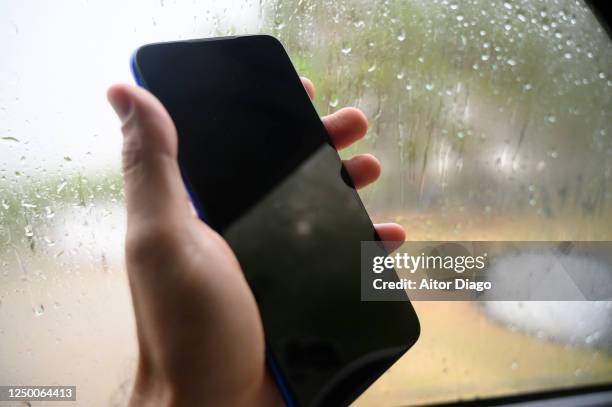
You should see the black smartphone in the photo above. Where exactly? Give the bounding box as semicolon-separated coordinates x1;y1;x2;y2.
131;35;419;407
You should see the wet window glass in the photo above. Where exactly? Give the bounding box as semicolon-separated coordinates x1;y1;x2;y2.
1;0;611;405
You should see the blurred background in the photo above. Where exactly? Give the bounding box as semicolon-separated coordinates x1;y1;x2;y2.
1;0;611;405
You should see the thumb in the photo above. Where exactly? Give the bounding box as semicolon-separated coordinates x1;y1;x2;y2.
107;84;190;227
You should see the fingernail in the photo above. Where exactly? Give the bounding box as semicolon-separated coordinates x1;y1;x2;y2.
108;89;133;123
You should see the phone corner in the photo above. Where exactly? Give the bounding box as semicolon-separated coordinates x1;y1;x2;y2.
412;313;422;345
251;33;287;51
403;299;422;351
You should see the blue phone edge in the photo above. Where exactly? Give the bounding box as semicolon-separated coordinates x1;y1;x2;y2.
130;49;296;407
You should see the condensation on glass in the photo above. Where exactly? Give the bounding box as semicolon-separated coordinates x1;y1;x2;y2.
1;0;611;406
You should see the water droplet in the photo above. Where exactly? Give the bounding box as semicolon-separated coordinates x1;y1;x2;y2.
529;198;536;206
504;24;512;31
564;52;572;60
24;225;33;237
425;83;434;91
574;368;583;377
517;14;526;22
523;83;532;91
397;30;406;42
45;206;55;219
599;72;606;79
456;15;464;22
546;114;557;123
341;44;352;55
56;181;67;193
503;2;513;10
396;71;405;80
1;136;20;143
507;58;516;66
33;304;45;316
328;98;338;108
481;54;490;61
367;64;377;73
457;131;465;139
511;360;519;369
275;22;285;30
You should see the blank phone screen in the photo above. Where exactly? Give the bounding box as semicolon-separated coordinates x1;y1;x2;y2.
133;35;419;406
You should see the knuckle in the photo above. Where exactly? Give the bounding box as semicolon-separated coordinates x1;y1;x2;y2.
120;114;177;175
121;119;145;174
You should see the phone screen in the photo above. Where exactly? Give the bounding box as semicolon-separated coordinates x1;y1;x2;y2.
133;35;419;406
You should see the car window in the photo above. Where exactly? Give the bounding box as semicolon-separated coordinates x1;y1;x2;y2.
1;0;610;405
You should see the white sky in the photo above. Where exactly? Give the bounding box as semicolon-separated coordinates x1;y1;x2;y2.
0;0;264;179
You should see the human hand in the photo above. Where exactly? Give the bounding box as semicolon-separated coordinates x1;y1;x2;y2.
106;78;405;406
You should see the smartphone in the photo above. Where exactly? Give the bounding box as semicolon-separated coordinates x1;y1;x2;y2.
131;35;420;406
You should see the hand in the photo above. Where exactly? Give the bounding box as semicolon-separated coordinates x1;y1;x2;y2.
107;78;405;406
